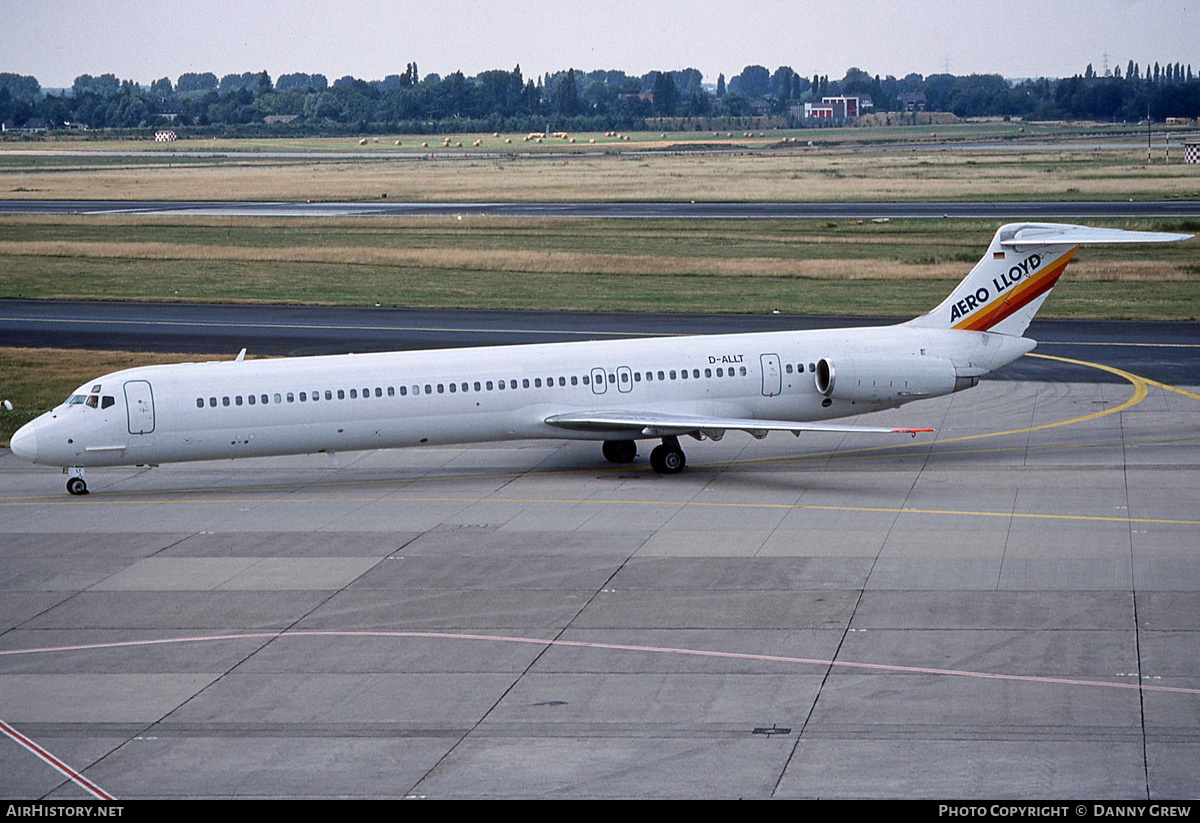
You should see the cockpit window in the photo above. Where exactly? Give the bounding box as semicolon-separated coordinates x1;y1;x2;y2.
91;384;102;393
101;396;115;409
85;395;98;408
67;395;86;405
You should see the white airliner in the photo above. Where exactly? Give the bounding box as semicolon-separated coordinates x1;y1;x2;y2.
9;222;1190;495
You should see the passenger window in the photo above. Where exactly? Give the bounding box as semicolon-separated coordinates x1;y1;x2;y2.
210;397;218;407
286;393;294;403
785;364;793;374
498;380;505;390
474;382;482;392
236;396;244;406
274;393;282;404
582;375;589;385
387;386;394;397
634;372;641;382
670;371;677;380
248;395;256;405
261;395;269;404
375;387;382;397
522;379;529;388
534;378;542;388
658;371;665;381
461;383;468;393
645;372;653;382
196;398;204;408
510;380;517;389
449;383;457;393
571;376;578;386
740;367;747;376
350;389;357;399
222;396;230;406
400;386;408;396
809;363;815;372
437;384;445;394
620;372;628;384
425;384;432;394
486;381;493;391
299;392;306;402
325;390;332;400
717;368;724;377
703;369;711;378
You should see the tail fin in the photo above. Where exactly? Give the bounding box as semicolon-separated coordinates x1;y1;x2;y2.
906;223;1192;337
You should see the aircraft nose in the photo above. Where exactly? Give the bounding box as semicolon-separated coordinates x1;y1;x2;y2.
9;422;37;461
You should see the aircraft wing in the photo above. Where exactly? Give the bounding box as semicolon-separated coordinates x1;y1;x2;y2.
543;410;932;440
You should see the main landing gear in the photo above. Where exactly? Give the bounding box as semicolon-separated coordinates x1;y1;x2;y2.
65;467;88;496
601;437;686;474
649;436;686;474
601;439;637;464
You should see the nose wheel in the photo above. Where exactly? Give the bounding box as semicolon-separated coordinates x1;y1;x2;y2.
649;436;686;474
66;467;88;496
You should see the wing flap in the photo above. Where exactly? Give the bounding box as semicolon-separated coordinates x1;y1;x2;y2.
544;410;931;438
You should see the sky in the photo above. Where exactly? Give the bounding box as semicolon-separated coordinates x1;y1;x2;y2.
6;0;1199;89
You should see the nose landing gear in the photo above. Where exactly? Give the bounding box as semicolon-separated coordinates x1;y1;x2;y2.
65;467;88;496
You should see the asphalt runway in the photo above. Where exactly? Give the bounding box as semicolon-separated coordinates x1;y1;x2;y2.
3;299;1199;386
2;359;1199;798
4;199;1200;219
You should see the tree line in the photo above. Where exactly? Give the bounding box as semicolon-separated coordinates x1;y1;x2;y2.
1;60;1198;135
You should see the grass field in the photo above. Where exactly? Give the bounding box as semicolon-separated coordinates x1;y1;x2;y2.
1;216;1197;317
3;122;1199;203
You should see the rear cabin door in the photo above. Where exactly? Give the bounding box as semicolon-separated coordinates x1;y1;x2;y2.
760;354;782;397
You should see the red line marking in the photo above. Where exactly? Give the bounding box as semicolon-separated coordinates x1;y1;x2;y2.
2;630;1196;696
0;718;116;800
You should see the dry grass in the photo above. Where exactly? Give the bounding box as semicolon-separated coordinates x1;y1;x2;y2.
3;146;1198;202
0;238;978;280
2;230;1192;283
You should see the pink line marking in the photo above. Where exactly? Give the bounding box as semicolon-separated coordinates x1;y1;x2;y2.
2;630;1196;695
0;718;116;800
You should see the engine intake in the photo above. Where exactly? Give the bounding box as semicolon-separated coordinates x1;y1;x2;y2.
815;355;967;403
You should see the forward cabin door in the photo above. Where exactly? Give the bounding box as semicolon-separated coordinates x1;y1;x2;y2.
124;380;156;435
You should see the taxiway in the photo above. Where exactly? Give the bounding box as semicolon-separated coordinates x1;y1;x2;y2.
2;359;1198;798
